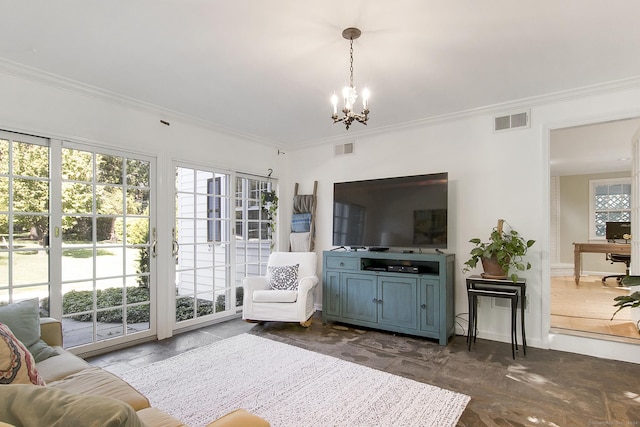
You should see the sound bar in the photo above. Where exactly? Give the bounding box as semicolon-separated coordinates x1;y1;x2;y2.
387;265;420;274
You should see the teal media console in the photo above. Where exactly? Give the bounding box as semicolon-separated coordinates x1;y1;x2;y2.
322;250;455;345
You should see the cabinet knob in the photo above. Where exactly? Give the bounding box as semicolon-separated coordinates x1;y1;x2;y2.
340;262;344;267
421;304;426;309
372;298;377;303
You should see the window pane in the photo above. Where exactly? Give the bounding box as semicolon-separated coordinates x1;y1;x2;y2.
195;171;214;192
176;296;195;322
62;216;93;244
62;182;93;214
96;154;123;184
62;285;94;315
176;168;194;192
126;247;149;276
13;178;49;212
97;185;123;215
0;288;8;305
0;178;8;211
127;189;150;215
96;247;122;278
97;286;123;309
126;159;150;187
593;180;632;238
62;148;93;181
62;249;95;281
97;308;123;340
13;142;48;178
63;317;94;347
0;139;8;174
126;218;149;245
13;249;48;286
128;304;150;331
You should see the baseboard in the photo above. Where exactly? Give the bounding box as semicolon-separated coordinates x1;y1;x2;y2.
551;263;573;277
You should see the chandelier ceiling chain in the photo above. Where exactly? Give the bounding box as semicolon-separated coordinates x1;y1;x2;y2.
349;38;354;88
331;27;370;130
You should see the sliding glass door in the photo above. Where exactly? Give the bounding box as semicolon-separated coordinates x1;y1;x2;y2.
234;175;273;289
59;144;155;348
173;168;274;329
0;130;156;352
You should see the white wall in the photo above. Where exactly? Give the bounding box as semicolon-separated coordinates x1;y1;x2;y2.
0;69;283;340
3;65;640;363
286;83;640;363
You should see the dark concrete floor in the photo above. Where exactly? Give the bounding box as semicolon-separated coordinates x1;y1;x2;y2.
87;312;640;426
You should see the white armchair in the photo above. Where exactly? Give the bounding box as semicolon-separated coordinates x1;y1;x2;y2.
242;252;319;327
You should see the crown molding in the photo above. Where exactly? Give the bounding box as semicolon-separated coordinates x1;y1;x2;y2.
292;75;640;150
2;57;639;152
0;58;282;149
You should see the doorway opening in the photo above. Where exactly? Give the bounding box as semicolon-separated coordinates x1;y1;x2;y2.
550;117;640;342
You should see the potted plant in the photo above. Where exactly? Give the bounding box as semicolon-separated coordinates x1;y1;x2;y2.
463;219;535;282
611;275;640;333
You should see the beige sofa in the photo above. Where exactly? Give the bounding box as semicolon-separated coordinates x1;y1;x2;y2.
1;317;269;427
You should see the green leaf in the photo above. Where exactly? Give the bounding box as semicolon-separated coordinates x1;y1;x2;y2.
621;276;640;287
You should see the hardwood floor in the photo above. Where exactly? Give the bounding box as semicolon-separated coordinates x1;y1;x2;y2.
551;275;640;341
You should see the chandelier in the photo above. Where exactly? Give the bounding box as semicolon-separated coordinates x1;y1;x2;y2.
331;27;370;130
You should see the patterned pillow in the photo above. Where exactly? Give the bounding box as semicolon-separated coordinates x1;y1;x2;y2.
268;264;300;290
0;323;45;386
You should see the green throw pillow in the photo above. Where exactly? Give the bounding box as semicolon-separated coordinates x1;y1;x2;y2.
0;298;58;363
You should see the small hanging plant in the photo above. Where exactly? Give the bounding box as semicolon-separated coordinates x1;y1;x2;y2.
261;189;278;250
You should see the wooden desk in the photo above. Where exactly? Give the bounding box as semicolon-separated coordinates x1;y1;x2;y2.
573;242;631;285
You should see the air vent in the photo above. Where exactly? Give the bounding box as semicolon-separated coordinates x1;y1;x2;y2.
334;142;355;156
493;111;530;132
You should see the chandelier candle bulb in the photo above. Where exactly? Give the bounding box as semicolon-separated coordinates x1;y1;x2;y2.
331;94;338;114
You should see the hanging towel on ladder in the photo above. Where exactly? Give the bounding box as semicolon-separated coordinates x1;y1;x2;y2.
291;213;312;233
293;195;315;214
289;232;311;252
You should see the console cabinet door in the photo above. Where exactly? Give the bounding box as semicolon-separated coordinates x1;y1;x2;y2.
420;278;440;333
324;271;341;317
377;276;418;330
341;273;377;323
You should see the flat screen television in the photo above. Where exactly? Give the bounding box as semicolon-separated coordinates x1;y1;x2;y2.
332;172;448;249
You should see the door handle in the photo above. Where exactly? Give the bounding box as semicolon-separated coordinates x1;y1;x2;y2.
172;227;179;262
151;227;157;258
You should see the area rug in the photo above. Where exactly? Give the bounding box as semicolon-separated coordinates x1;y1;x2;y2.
120;334;470;427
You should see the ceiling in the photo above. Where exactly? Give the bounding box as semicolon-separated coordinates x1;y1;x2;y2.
2;1;640;148
551;118;640;176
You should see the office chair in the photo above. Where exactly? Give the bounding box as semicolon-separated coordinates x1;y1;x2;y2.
601;253;630;285
602;221;631;285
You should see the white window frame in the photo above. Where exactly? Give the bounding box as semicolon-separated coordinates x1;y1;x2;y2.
589;177;632;240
